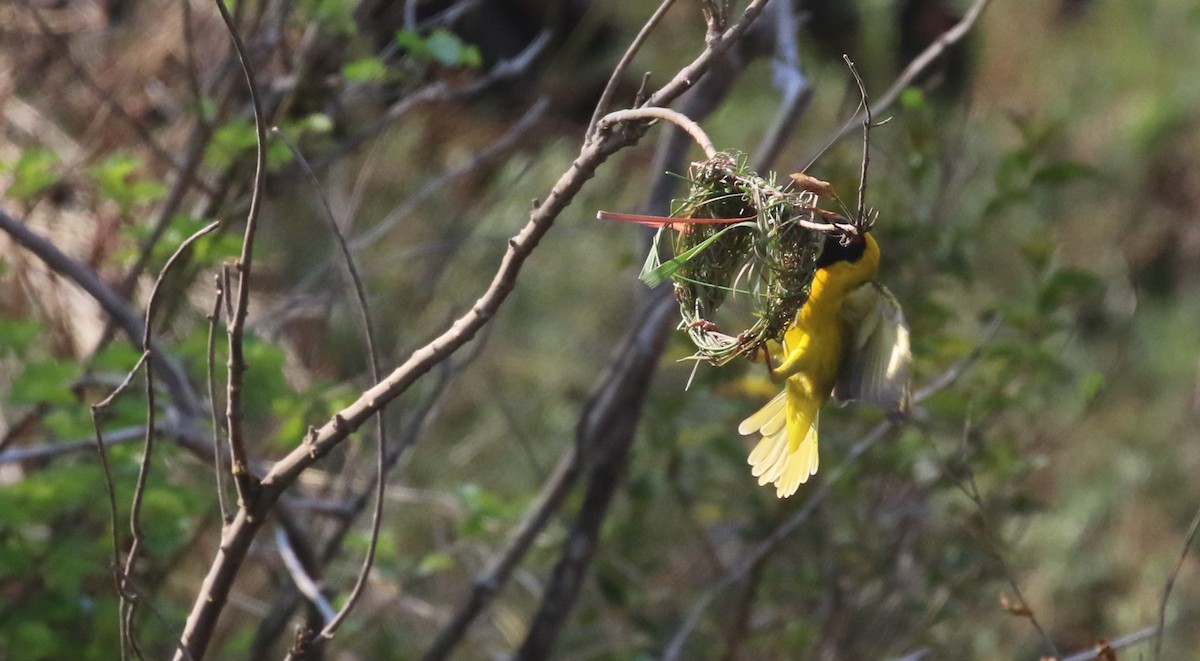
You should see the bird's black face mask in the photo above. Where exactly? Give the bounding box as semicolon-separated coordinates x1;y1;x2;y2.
815;233;867;268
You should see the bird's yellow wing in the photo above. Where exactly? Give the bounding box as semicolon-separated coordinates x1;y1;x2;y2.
834;282;912;415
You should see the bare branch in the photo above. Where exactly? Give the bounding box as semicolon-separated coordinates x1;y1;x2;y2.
513;12;802;652
215;0;268;507
274;526;336;627
0;426;144;465
272;126;388;640
207;280;229;523
596;107;719;160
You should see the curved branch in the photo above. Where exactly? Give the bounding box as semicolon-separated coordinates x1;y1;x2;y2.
596;107;719;160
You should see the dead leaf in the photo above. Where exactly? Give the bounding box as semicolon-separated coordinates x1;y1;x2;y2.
999;593;1033;617
789;172;835;197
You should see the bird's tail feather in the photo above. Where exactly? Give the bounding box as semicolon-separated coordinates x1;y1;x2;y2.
739;387;820;498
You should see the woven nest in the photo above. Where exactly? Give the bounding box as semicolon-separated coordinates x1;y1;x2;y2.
640;152;833;364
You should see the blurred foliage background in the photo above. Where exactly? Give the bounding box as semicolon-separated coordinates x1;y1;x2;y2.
2;0;1200;659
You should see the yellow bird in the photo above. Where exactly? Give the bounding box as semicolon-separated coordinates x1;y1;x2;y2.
738;232;911;498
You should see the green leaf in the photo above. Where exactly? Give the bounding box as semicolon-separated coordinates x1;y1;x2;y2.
1032;160;1098;186
267;138;294;170
394;28;430;58
639;222;754;287
299;0;356;34
42;406;94;439
899;87;927;111
5;148;61;201
416;551;454;576
394;28;481;68
1076;370;1105;405
425;30;467;66
459;45;482;69
299;113;333;134
342;57;389;82
0;318;42;357
456;483;523;537
90;342;143;372
89;153;166;212
207;119;258;169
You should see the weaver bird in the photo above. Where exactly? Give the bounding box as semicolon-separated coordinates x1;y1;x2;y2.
738;232;911;498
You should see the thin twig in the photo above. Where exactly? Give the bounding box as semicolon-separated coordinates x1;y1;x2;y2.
0;426;145;465
215;0;268;506
843;55;871;223
586;0;679;140
89;351;149;661
1063;625;1159;661
272;126;388;639
122;220;220;653
274;526;336;626
207;281;229;523
1154;503;1200;660
960;433;1059;658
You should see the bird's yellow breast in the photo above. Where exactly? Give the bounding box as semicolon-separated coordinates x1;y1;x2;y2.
774;267;852;399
